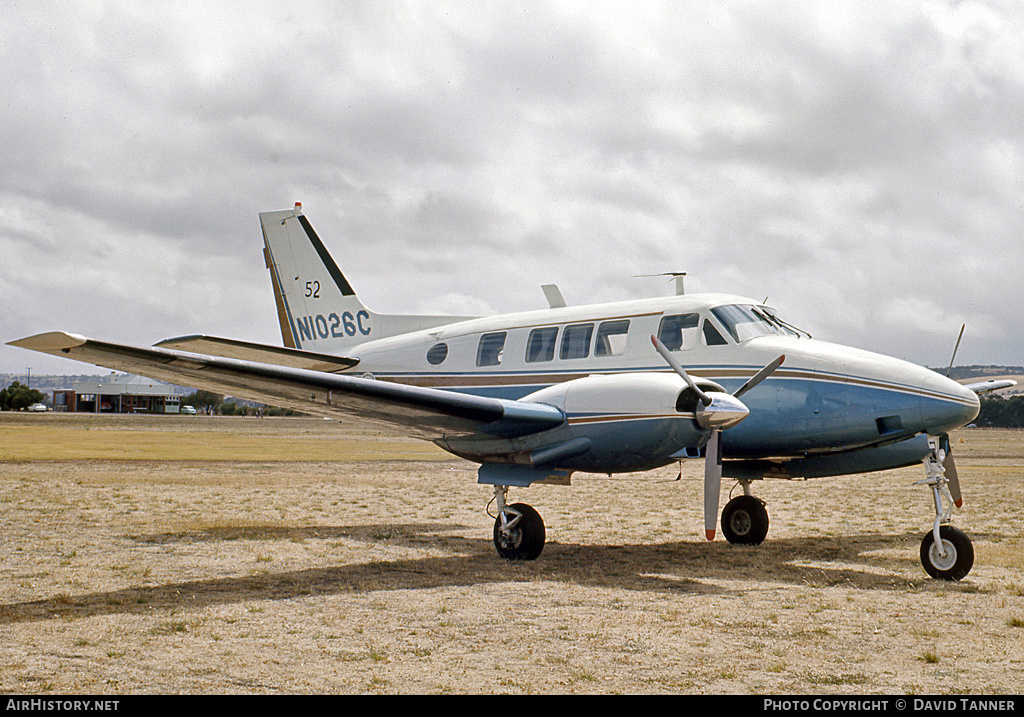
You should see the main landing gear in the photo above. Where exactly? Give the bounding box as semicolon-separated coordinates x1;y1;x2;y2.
487;481;771;561
490;486;545;561
916;436;974;581
720;490;770;545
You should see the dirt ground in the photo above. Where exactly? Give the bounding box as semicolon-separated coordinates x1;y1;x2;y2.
1;413;1021;694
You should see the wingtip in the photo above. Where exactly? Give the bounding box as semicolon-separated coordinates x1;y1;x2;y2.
705;529;716;541
7;331;88;352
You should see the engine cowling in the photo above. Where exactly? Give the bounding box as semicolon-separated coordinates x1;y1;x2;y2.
519;373;719;473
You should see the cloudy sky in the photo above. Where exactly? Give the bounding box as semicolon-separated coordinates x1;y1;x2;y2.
2;0;1022;377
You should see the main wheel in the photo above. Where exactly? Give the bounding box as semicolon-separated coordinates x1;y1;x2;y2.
493;502;545;561
721;495;769;545
920;525;974;581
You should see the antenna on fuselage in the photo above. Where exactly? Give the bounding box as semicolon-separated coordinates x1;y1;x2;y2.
542;284;567;308
635;272;687;295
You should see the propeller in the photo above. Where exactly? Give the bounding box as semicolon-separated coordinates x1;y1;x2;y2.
942;327;966;503
946;324;965;378
939;435;963;508
652;335;785;540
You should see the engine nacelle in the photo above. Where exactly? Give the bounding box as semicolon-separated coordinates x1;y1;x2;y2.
519;373;718;473
522;372;724;416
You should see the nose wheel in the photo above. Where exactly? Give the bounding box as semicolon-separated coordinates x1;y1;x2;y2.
916;436;974;580
920;524;974;581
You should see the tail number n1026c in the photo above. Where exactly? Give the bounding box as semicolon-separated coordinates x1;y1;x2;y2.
294;311;371;341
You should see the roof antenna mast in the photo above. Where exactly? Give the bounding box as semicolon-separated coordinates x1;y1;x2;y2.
635;272;687;295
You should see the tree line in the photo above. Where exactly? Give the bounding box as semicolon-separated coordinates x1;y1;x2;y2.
976;395;1024;428
0;382;47;411
181;390;297;417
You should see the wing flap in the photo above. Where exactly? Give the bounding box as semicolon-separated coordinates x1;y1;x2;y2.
8;332;564;440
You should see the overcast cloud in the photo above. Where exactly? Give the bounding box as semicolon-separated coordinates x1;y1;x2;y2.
2;0;1022;377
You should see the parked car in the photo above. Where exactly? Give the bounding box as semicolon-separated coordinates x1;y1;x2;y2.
180;405;197;415
28;403;48;412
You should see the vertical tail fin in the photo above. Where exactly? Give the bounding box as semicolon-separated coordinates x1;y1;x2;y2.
260;204;475;353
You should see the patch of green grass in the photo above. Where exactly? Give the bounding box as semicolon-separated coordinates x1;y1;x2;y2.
808;672;870;685
151;620;190;636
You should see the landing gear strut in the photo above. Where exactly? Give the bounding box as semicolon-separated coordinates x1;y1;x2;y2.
916;436;974;580
490;486;545;561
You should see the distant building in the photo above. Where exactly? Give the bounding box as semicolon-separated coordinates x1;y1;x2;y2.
53;374;183;414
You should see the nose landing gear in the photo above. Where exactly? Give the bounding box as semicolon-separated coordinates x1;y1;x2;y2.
917;436;974;580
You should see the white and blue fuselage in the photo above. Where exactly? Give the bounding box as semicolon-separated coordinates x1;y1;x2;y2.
294;291;978;476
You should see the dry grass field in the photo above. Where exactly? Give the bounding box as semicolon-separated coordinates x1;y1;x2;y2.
1;412;1022;694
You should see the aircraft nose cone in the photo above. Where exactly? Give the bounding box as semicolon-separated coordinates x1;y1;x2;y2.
919;369;980;435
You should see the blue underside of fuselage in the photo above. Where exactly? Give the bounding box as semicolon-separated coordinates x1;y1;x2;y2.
394;368;976;461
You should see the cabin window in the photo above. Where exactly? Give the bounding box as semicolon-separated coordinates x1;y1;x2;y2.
702;319;728;346
426;343;448;365
594;319;630;357
476;332;506;366
560;323;594;360
526;327;558;363
657;313;700;351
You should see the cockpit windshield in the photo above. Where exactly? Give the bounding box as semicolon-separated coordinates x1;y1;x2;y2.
710;304;804;342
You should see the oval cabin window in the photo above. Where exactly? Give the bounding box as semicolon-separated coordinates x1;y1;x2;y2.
426;343;449;365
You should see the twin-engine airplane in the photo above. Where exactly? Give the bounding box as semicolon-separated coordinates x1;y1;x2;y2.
10;204;1013;580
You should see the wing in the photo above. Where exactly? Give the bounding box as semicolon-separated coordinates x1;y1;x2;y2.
963;379;1017;395
8;332;564;440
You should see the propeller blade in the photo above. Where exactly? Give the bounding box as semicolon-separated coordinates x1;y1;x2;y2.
651;334;766;540
946;324;965;378
942;441;963;508
651;335;711;406
704;430;723;540
733;354;786;399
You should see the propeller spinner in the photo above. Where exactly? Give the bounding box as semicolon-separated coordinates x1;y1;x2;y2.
651;336;785;540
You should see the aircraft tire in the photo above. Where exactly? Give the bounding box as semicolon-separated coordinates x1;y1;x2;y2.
493;503;545;561
720;495;769;545
920;525;974;581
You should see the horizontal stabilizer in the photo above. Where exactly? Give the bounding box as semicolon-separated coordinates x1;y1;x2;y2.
155;335;359;372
